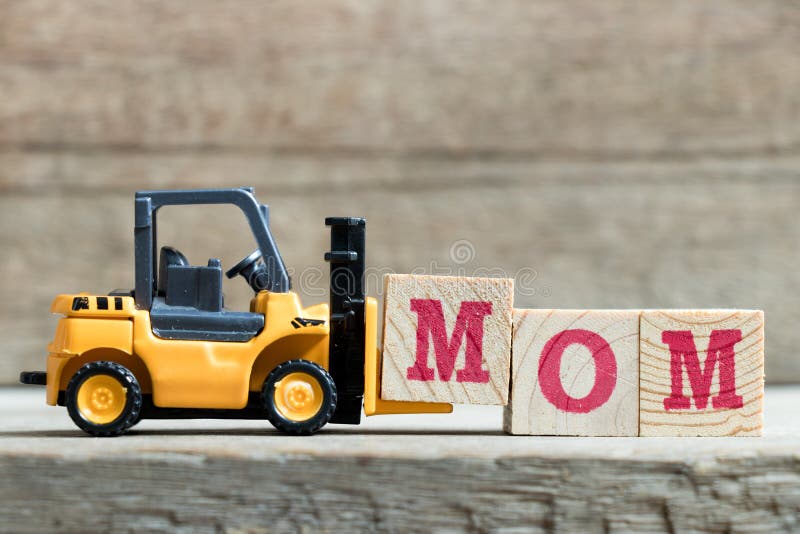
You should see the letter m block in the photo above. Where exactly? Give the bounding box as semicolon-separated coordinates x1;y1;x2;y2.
640;310;764;436
381;274;514;405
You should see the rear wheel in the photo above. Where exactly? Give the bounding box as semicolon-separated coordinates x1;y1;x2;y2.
66;361;142;437
262;360;336;435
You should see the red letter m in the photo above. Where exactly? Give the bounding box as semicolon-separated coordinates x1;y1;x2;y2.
662;329;744;411
406;299;492;383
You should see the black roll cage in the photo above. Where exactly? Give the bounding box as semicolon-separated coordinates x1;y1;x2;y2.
133;187;291;310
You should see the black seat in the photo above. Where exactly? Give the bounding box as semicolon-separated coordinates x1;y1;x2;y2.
150;297;264;342
151;246;264;342
158;246;190;295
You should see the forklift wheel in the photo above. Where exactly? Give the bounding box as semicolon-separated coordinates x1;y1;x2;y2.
66;361;142;437
262;360;337;435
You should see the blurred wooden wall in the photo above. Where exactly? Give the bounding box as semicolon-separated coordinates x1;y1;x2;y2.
1;1;798;383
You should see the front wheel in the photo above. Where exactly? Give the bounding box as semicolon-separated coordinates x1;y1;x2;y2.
66;361;142;437
262;360;337;435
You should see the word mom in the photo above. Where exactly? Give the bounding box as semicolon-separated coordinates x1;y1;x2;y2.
380;274;763;436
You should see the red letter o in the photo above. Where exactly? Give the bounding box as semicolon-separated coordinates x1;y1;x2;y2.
538;329;617;413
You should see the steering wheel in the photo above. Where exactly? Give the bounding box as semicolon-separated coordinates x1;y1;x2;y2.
225;249;263;280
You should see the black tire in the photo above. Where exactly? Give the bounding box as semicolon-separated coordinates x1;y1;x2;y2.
66;361;142;437
262;360;337;435
127;408;144;429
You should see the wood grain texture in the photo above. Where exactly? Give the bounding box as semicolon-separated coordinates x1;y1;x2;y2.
1;0;799;385
381;274;513;404
504;309;639;436
2;387;800;532
2;1;800;155
2;168;797;385
640;310;764;437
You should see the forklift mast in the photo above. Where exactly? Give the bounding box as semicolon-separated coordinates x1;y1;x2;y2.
325;217;366;424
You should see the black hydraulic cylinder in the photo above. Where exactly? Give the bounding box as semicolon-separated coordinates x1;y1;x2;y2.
324;217;366;424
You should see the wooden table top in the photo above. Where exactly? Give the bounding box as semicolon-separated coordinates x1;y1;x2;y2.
2;386;798;532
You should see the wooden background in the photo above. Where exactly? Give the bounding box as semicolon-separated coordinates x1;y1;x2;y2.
1;1;798;383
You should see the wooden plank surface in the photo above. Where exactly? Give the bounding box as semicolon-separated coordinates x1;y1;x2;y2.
2;1;800;154
1;386;799;532
1;0;799;385
505;309;639;436
4;168;796;384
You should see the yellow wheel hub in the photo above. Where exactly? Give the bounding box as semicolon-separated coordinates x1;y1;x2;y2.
76;375;127;425
273;372;323;422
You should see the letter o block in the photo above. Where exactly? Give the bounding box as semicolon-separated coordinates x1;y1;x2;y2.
381;274;514;405
503;310;640;436
640;310;764;437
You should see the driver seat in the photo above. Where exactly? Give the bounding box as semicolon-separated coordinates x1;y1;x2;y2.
149;246;264;342
157;246;189;295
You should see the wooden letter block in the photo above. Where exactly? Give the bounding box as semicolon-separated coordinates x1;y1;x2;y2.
380;274;513;405
639;310;764;437
503;310;640;436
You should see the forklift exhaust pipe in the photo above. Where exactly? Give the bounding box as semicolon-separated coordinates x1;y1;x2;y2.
324;217;366;424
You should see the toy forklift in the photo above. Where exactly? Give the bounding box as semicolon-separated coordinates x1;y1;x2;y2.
20;188;450;436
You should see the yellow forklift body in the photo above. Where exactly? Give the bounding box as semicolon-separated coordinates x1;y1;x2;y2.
46;294;137;404
46;291;329;410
